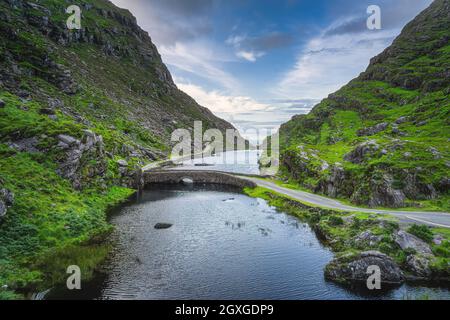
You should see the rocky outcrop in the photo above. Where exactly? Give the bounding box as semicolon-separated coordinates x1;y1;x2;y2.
405;254;432;278
325;251;405;284
0;183;14;220
367;174;406;208
56;130;107;190
354;230;382;247
344;140;380;164
357;123;389;136
394;230;433;255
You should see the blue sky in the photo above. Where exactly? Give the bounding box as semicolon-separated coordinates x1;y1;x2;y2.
111;0;432;142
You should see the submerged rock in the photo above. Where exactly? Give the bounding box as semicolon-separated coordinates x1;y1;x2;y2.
325;251;405;285
154;223;173;230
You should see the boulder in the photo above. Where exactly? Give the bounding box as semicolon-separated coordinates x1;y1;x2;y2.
368;174;406;208
325;251;404;284
0;188;14;219
154;223;173;230
344;140;380;164
0;99;5;108
117;159;128;167
56;131;106;190
57;134;79;146
354;230;382;246
0;200;6;219
357;122;389;136
394;230;433;255
406;254;432;278
395;116;409;124
7;137;40;153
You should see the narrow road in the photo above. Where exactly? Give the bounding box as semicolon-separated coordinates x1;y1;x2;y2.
240;176;450;228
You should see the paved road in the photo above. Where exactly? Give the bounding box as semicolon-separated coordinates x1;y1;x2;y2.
240;176;450;228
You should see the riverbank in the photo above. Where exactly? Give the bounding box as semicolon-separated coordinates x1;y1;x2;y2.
0;156;135;300
243;186;450;289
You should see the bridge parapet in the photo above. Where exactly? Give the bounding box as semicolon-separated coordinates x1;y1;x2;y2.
143;170;257;189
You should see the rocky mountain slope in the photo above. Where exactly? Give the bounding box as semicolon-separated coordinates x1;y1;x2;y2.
0;0;238;298
279;0;449;210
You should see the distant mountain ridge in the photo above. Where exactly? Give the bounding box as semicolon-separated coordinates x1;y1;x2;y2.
278;0;449;209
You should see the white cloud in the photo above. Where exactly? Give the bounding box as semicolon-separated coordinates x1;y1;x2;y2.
176;81;270;114
236;50;265;62
159;42;238;90
276;26;399;99
226;34;265;62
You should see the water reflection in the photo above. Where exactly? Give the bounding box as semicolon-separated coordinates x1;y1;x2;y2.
47;184;450;300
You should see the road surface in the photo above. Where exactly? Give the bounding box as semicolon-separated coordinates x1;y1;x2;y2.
240;176;450;228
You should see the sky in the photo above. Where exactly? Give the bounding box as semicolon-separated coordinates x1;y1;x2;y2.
110;0;433;143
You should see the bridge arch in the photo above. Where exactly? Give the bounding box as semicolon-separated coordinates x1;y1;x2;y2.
143;170;256;189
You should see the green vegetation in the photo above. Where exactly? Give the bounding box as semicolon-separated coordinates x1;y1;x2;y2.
408;224;434;243
277;0;449;210
0;0;237;299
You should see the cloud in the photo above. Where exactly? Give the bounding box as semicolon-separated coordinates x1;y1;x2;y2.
226;31;293;62
236;50;265;62
111;0;214;46
276;20;400;99
176;82;270;114
159;42;238;90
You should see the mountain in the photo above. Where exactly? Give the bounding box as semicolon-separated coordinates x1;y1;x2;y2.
0;0;238;298
278;0;449;209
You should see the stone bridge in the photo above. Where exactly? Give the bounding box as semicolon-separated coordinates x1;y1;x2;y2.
143;170;257;189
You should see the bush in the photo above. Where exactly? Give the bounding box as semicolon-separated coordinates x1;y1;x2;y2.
328;215;344;226
407;224;433;243
433;241;450;258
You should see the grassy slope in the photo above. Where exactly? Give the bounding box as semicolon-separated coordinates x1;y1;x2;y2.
278;0;449;210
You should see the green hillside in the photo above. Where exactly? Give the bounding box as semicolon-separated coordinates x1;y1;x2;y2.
279;0;449;210
0;0;237;298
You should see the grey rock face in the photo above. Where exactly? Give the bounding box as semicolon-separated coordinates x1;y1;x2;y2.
0;187;14;219
7;137;40;153
325;251;404;284
117;159;128;167
357;122;389;136
406;255;432;278
368;174;406;208
394;230;433;255
354;230;382;246
57;134;79;146
318;165;347;198
56;131;107;190
344;140;380;164
403;172;437;200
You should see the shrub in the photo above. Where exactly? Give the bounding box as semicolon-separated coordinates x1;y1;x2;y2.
407;224;433;243
328;215;344;226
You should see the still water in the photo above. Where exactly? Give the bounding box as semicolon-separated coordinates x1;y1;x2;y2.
48;184;450;300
